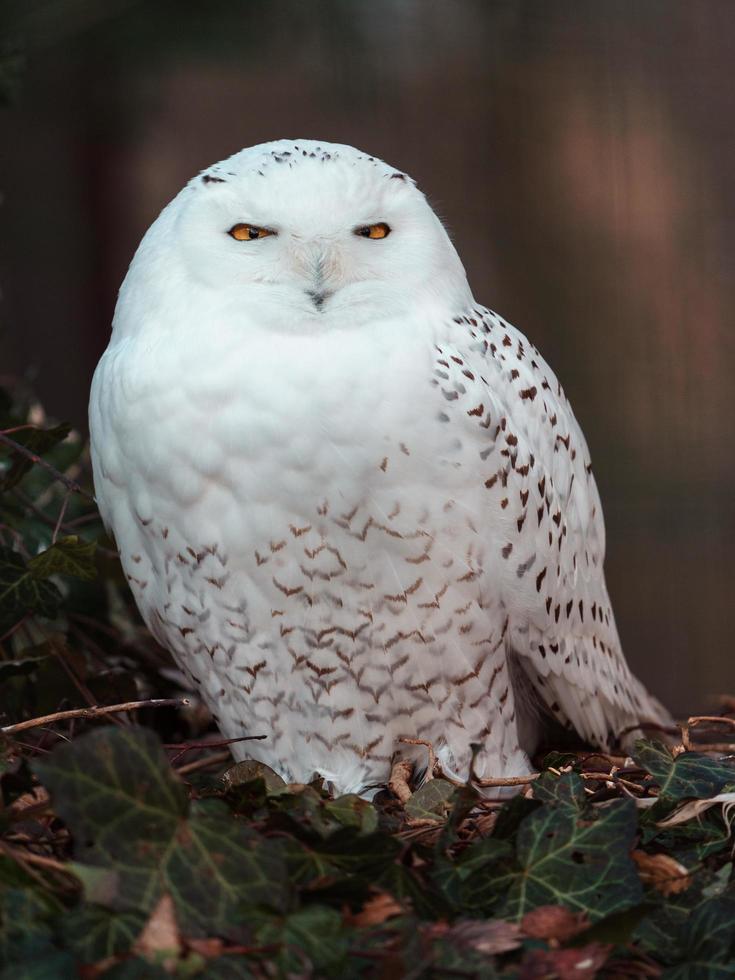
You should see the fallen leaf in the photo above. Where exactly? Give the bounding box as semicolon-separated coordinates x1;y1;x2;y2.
520;942;612;980
9;786;50;816
134;892;181;969
521;904;588;943
655;792;735;827
186;936;225;958
446;918;523;955
347;890;404;926
632;850;692;896
424;918;522;956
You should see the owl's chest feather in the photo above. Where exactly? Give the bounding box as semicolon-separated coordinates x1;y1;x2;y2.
113;317;461;512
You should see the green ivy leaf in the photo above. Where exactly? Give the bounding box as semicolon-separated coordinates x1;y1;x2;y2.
0;950;78;979
0;547;62;631
252;905;348;975
61;903;145;962
222;759;287;795
488;773;642;922
0;655;48;683
28;536;97;583
100;960;170;979
0;858;66;973
0;424;71;492
634;740;735;801
324;794;378;834
404;779;456;821
34;728;288;938
200;958;260;979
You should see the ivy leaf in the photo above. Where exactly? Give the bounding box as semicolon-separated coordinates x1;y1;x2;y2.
0;949;79;979
0;655;48;682
0;547;62;632
61;904;146;962
28;536;97;583
0;423;71;491
34;728;289;938
637;885;735;969
252;905;348;975
223;759;287;795
101;961;170;979
431;838;512;916
497;773;642;922
634;740;735;801
200;959;261;978
404;779;456;821
324;794;378;834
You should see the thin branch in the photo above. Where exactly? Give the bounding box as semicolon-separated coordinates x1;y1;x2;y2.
399;736;438;780
0;429;93;499
1;697;190;736
681;715;735;751
166;733;266;764
0;612;31;646
0;840;79;891
51;489;71;544
472;773;540;788
618;720;681;739
175;750;231;776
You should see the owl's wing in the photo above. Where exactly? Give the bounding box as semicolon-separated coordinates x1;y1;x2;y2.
438;306;669;748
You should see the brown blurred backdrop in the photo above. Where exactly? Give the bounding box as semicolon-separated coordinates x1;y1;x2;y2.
1;0;733;714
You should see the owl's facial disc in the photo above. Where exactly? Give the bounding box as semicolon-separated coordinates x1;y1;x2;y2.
168;140;473;330
226;220;392;312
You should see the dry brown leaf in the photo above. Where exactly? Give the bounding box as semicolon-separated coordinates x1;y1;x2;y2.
520;943;612;980
9;786;50;816
521;904;588;943
186;937;225;958
632;850;692;896
133;892;181;969
346;890;405;926
446;918;523;955
655;792;735;828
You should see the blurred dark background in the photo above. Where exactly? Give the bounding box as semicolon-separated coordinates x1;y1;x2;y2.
1;0;733;715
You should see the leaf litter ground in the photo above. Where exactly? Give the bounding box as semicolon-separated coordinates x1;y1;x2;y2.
3;389;735;978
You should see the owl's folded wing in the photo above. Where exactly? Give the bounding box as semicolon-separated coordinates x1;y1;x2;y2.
442;307;670;748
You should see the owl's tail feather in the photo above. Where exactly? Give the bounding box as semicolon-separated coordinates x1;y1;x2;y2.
513;651;676;757
617;675;677;751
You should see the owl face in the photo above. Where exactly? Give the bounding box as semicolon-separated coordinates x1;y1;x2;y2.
132;140;471;334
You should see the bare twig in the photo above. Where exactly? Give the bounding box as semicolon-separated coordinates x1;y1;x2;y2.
0;840;80;891
51;490;71;544
0;429;93;499
473;773;540;788
0;613;31;646
1;697;190;736
618;720;681;740
175;750;231;776
682;743;735;755
681;715;735;750
399;736;438;780
166;733;266;765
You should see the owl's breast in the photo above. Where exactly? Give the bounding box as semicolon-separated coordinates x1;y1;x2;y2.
92;313;470;537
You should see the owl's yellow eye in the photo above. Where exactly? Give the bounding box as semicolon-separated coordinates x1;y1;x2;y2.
228;223;275;241
355;222;391;240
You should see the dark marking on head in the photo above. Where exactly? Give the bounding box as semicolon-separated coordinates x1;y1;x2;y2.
202;174;226;184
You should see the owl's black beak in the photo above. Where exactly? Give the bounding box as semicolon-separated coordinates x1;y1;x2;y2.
306;289;331;310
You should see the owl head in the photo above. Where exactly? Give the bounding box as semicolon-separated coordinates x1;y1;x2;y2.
116;140;472;336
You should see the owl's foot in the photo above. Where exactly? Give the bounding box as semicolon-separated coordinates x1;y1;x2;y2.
398;736;438;782
388;758;413;803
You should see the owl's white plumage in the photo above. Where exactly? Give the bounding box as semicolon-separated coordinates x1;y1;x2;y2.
90;139;668;795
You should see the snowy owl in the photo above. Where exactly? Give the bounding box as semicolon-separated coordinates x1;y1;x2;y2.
90;139;668;795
